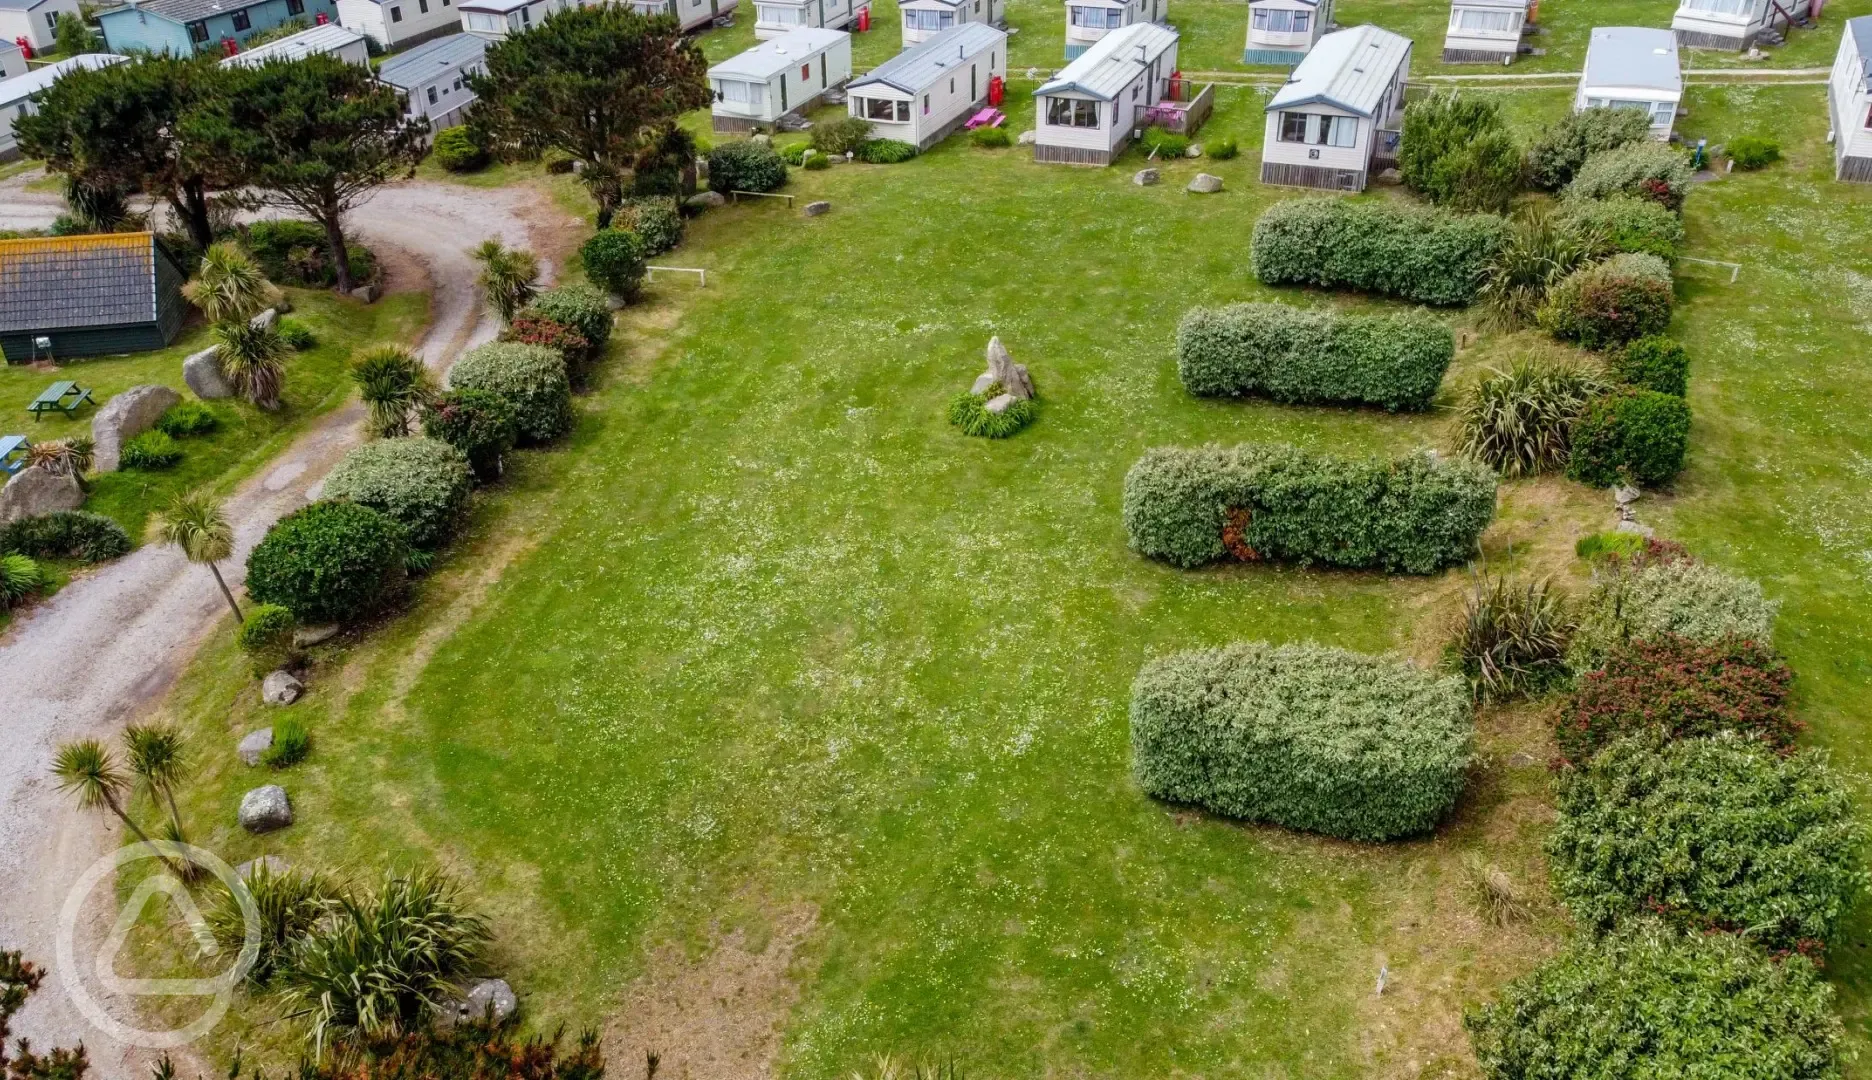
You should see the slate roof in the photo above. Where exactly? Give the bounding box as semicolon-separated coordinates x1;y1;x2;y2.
98;0;275;23
1266;23;1410;116
377;31;487;88
0;234;164;333
849;23;1005;94
222;22;363;66
1036;21;1177;100
709;27;847;80
0;53;127;106
1849;15;1872;91
1581;26;1681;95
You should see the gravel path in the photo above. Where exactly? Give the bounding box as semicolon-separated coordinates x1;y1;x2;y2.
0;179;552;1076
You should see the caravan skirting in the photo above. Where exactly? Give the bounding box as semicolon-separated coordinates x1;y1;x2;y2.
1242;46;1306;65
1442;46;1515;63
1674;27;1753;50
1260;160;1366;192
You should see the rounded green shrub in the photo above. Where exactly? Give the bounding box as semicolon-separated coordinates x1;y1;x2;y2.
707;140;787;193
277;316;317;350
579;228;646;300
779;142;813;165
448;342;572;445
858;138;917;164
1569;559;1779;671
1526;106;1654;191
1565;140;1694;212
244;500;408;625
1537;253;1674;350
1611;335;1689;396
0;511;131;563
810;114;874;157
431;126;488;172
1176;303;1454;412
1251;198;1509;307
1397;91;1523;213
1208;137;1239;160
521;286;612;356
1565;388;1691;489
421;389;519;482
323;437;473;550
156;402;219;438
947;389;1035;438
971;125;1012;148
1727;135;1782;170
1553;195;1685;262
803;153;830;170
613;197;683;256
236;602;299;676
120;430;182;470
1465;919;1842;1080
1559;633;1793;762
0;553;46;609
1131;642;1473;841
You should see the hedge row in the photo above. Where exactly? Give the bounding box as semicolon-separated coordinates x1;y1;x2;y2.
1121;444;1497;574
1569;559;1779;671
0;510;130;563
1175;303;1454;412
1250;198;1507;307
1130;642;1473;841
323;437;474;550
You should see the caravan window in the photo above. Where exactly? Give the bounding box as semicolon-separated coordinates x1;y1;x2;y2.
1068;4;1119;27
862;97;910;121
1678;0;1754;14
719;79;767;107
760;3;803;21
1251;8;1301;32
1046;96;1099;127
1450;6;1520;32
1279;111;1357;147
909;8;950;28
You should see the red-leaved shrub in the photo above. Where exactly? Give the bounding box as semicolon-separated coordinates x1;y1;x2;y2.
503;315;592;367
1558;633;1794;763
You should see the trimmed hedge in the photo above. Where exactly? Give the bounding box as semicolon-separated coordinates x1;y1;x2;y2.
1131;642;1473;841
0;511;130;563
1465;919;1842;1080
1558;633;1794;762
707;140;786;193
1565;388;1691;489
614;197;683;256
1566;141;1694;212
1553;195;1686;262
1537;253;1674;350
1569;560;1779;671
421;389;518;482
579;228;646;300
522;286;612;356
1548;735;1867;950
323;437;474;550
448;342;572;445
245;500;408;625
1250;198;1508;307
1122;443;1497;574
1611;335;1689;396
1175;303;1454;412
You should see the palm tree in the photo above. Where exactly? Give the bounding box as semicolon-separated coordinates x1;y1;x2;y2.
159;490;241;623
350;345;435;438
183;241;272;324
123;723;189;841
212;319;289;410
52;740;160;852
471;239;539;324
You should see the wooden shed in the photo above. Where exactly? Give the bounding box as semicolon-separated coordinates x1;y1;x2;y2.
0;234;186;362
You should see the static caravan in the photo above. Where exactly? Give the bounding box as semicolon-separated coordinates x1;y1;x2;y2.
1259;23;1410;191
338;0;461;49
0;54;125;160
0;42;25;80
1443;0;1527;63
1033;20;1177;165
1062;0;1164;60
622;0;735;33
459;0;572;37
378;31;485;131
753;0;850;40
900;0;1001;47
1830;15;1872;181
1243;0;1331;66
1576;27;1682;141
0;0;80;53
1673;0;1810;51
223;22;371;65
708;27;850;132
848;22;1005;149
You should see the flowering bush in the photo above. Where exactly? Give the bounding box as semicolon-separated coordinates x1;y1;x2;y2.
1557;634;1793;762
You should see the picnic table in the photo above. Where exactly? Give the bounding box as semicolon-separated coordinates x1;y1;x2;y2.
0;435;27;475
26;381;93;421
964;107;1005;130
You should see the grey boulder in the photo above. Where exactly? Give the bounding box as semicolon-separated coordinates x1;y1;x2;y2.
183;347;233;400
237;726;275;767
984;393;1017;415
238;785;293;834
92;385;181;472
294;623;341;648
981;336;1035;400
262;671;304;706
1133;168;1160;186
1016;130;1036;145
803;200;832;217
969;373;997;396
461;979;518;1024
350;284;379;304
0;465;84;525
686;191;727;210
1186;145;1203;158
1186;173;1223;194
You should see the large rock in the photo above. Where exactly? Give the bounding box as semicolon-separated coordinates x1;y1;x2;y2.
249;307;278;331
803;200;832;217
1016;129;1036;145
237;727;274;767
1186;173;1223;194
457;979;518;1025
1185;144;1203;158
1133;168;1160;186
238;785;293;834
183;347;233;400
984;393;1017;415
262;670;304;706
686;191;727;210
350;284;379;304
294;623;341;648
0;465;84;525
92;385;181;473
980;337;1034;400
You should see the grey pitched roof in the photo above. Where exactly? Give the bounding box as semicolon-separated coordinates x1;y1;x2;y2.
0;0;55;12
1036;21;1177;100
1266;23;1410;116
1249;0;1321;9
1849;15;1872;91
1581;26;1681;94
709;27;847;79
849;22;1005;94
0;233;165;333
222;22;363;66
378;32;487;88
0;53;127;107
101;0;279;23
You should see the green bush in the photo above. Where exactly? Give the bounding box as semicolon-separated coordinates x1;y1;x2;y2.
1550;734;1867;951
810;115;874;156
1537;253;1674;350
1526;106;1654;191
1569;560;1779;671
947;389;1035;438
236;603;298;676
613;197;683;256
1175;303;1454;411
1559;633;1794;762
971;125;1012;148
1131;642;1473;842
1250;198;1508;307
120;430;182;471
1398;92;1523;213
1565;388;1691;489
245;500;408;625
243;218;376;288
421;389;519;482
1465;919;1842;1080
1566;141;1695;212
1140;127;1190;159
579;228;646;300
707;140;787;193
448;342;572;445
803;153;830;171
0;511;131;563
276;316;317;350
857;139;917;164
522;285;612;357
1455;360;1607;477
155;402;219;438
1552;195;1686;262
779;142;813;165
431;126;488;173
1727;135;1782;170
1121;443;1498;573
263;716;312;769
1208;137;1239;160
0;553;46;609
1611;335;1689;396
323;437;474;551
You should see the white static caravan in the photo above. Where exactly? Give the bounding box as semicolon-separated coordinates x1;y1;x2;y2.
0;53;125;160
848;22;1005;149
0;42;25;81
1576;27;1682;141
1830;15;1872;182
1033;20;1177;165
1673;0;1810;52
378;31;486;131
1062;0;1164;60
753;0;850;40
1259;23;1410;192
900;0;1001;47
1243;0;1331;66
223;22;371;66
1443;0;1527;63
338;0;461;50
459;0;572;38
622;0;736;33
708;27;851;132
0;0;80;55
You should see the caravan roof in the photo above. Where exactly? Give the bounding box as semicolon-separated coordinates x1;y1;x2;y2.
849;23;1004;94
709;27;848;80
1581;26;1681;94
222;23;364;67
1266;24;1410;117
1035;22;1176;101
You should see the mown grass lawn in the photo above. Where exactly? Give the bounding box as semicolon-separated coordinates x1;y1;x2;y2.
135;29;1872;1080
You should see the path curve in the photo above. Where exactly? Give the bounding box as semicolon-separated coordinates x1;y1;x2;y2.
0;179;549;1078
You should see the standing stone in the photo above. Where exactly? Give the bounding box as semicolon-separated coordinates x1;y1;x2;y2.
0;465;84;525
1133;168;1160;186
238;785;293;833
970;373;997;396
803;200;832;217
262;671;304;706
983;337;1035;400
1186;173;1223;194
92;385;182;473
237;727;275;767
183;347;233;400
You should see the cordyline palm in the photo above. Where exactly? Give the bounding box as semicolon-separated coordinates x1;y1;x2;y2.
212;319;289;410
350;345;435;438
159;490;242;623
184;241;272;323
123;722;189;842
52;740;161;853
470;239;538;324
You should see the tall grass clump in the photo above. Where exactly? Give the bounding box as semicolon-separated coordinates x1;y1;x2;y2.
1455;360;1606;477
1451;575;1574;701
1477;212;1599;330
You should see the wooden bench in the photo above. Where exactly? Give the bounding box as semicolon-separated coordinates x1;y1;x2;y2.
0;435;27;475
26;381;93;421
